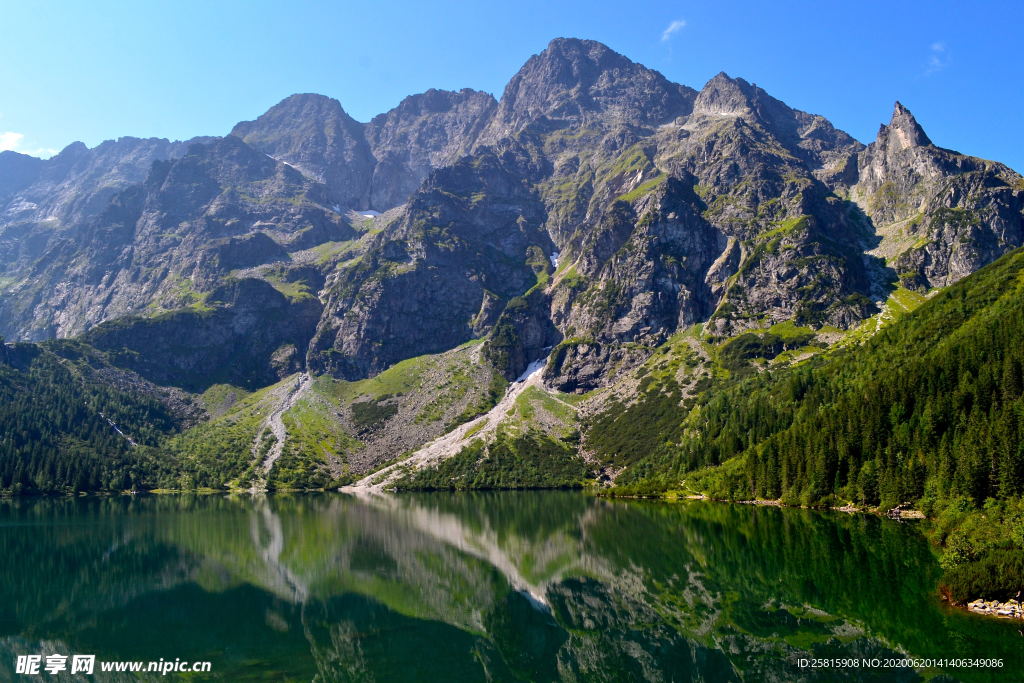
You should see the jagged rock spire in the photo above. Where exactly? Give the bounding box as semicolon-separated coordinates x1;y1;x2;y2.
877;101;932;151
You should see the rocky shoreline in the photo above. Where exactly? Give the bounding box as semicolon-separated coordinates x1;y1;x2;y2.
966;599;1024;619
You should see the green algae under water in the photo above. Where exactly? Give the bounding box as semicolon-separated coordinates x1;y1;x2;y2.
0;492;1019;682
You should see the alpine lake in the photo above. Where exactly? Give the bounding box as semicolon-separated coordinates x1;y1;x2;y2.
0;492;1019;682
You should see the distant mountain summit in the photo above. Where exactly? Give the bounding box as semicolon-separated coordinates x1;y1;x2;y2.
231;93;374;209
231;88;497;211
476;37;696;144
691;72;863;179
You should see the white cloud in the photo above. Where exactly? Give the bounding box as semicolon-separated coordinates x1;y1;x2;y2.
23;147;59;157
0;132;58;158
662;19;686;41
0;131;25;152
925;42;950;75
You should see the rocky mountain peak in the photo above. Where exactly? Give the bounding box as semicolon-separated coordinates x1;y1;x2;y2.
51;140;90;160
691;72;756;117
876;101;932;152
0;151;46;206
229;90;499;212
231;93;373;208
370;88;495;123
854;98;1021;293
0;136;214;230
364;88;497;209
230;93;356;139
689;72;862;177
477;37;696;144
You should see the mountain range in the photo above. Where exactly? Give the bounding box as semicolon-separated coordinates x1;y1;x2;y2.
1;37;1022;494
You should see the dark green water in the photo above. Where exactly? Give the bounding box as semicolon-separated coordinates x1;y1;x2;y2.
0;493;1019;682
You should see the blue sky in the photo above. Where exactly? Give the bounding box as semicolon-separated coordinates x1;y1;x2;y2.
1;1;1021;171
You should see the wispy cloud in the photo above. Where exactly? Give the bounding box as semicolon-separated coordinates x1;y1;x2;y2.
0;131;58;158
0;131;24;152
23;147;59;157
925;41;950;75
662;19;686;41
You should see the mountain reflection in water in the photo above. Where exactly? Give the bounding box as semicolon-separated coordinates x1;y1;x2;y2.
0;492;1018;682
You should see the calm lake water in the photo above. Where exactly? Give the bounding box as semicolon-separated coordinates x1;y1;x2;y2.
0;492;1019;682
